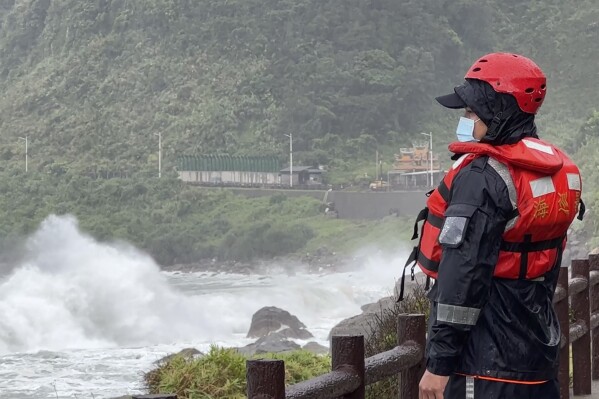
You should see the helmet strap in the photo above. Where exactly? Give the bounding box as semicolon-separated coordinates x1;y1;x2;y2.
486;99;504;140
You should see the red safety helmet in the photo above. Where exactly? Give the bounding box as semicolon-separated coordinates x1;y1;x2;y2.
465;52;546;114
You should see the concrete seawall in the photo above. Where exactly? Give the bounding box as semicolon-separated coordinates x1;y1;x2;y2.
219;187;428;219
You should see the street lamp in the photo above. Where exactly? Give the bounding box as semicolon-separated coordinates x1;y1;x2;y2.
284;133;293;188
420;132;433;187
154;132;162;178
18;136;28;173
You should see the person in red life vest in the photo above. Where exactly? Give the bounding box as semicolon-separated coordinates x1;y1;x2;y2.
410;53;585;398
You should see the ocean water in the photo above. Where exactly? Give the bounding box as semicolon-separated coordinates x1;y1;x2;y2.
0;215;408;398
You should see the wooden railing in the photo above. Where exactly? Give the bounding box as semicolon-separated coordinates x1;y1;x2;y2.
556;253;599;399
246;314;426;399
133;254;599;399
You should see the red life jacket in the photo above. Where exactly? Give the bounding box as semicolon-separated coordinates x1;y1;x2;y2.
399;138;582;299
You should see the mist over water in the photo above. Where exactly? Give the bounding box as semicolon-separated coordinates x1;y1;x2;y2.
0;215;410;397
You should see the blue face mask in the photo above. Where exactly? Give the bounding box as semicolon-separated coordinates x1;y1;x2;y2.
456;117;481;142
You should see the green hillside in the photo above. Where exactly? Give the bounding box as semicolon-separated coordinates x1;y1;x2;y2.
1;0;598;263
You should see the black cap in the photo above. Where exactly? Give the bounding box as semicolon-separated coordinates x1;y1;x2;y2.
435;91;467;109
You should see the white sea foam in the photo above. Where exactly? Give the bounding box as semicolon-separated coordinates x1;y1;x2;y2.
0;215;410;398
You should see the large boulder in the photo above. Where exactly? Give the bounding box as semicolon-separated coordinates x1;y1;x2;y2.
302;341;329;355
360;296;396;315
237;333;301;356
328;313;380;342
329;272;428;342
154;347;203;364
247;306;313;339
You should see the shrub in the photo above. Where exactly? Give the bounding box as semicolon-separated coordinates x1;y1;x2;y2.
364;282;430;399
144;346;331;399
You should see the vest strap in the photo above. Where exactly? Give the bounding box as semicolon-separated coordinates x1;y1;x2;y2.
519;234;532;279
427;212;444;229
397;246;419;301
500;236;564;253
412;207;428;240
438;180;450;202
417;251;440;273
499;234;565;280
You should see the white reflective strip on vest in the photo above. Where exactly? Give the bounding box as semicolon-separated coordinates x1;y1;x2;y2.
567;173;581;191
487;158;518;231
437;303;481;325
530;176;555;198
523;139;554;155
466;376;475;399
452;154;469;170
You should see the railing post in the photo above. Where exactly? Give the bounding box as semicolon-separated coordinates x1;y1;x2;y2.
590;253;599;380
571;259;592;395
556;266;570;399
331;335;365;399
397;314;426;399
246;359;285;399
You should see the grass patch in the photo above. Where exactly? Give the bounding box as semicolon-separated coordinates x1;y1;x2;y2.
144;346;330;399
303;215;414;255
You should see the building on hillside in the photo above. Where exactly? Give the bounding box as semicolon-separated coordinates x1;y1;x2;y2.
389;142;445;189
279;166;324;187
393;142;440;172
177;155;281;185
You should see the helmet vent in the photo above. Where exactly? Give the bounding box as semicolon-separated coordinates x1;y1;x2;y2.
525;88;534;93
540;84;546;89
472;67;482;72
479;59;488;63
534;98;543;103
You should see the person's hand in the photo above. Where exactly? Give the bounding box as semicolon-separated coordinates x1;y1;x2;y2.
419;369;450;399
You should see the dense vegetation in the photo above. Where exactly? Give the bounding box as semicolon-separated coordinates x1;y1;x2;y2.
1;0;599;262
0;171;413;264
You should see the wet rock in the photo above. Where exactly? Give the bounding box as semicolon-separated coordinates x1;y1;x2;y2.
154;347;203;364
236;334;301;356
278;327;314;340
329;273;428;342
360;297;396;314
328;313;379;342
302;341;329;355
247;306;312;339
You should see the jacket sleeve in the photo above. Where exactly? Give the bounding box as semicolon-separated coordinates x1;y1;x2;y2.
426;158;513;376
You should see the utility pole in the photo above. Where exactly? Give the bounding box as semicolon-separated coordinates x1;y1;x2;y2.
154;132;162;178
18;136;28;172
421;132;434;187
289;134;293;188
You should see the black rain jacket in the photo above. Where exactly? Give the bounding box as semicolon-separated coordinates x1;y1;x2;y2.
424;155;563;382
